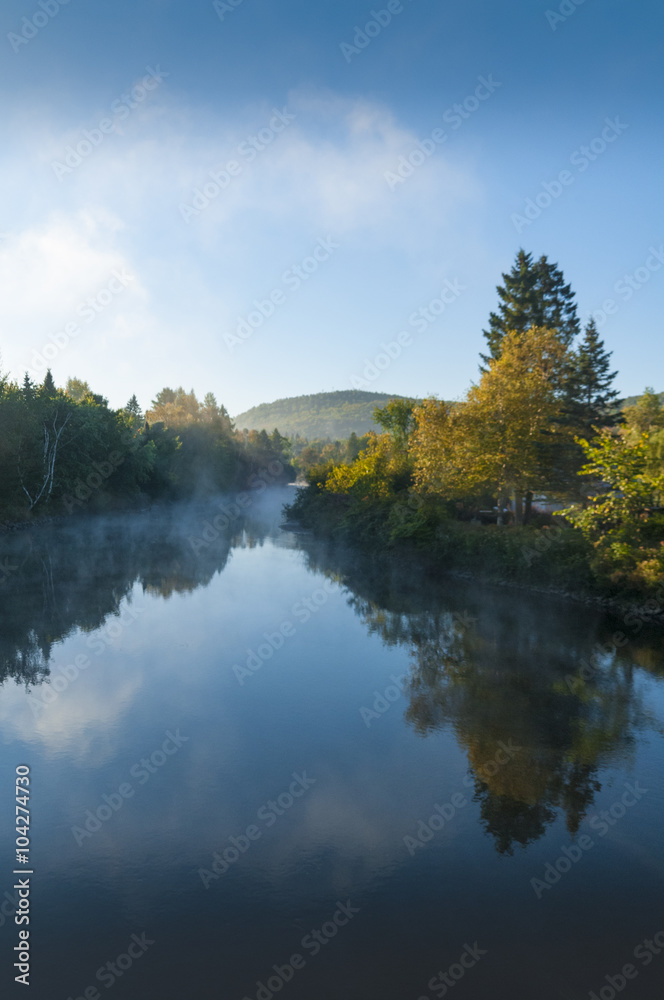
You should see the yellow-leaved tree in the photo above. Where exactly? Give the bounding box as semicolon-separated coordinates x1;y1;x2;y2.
412;327;572;523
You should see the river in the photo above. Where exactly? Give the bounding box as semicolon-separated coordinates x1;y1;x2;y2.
1;488;663;999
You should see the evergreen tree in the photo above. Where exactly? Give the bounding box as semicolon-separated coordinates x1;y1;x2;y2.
566;319;620;436
22;373;36;401
483;250;580;362
345;432;361;463
125;394;143;421
40;369;57;399
202;392;219;414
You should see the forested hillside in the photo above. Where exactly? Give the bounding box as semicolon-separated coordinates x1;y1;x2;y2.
234;390;413;439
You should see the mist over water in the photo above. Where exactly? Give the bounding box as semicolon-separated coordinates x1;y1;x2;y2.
1;488;663;999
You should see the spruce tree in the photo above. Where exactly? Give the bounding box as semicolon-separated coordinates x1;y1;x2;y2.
125;394;143;420
22;372;36;401
567;319;620;436
40;369;57;398
483;250;580;362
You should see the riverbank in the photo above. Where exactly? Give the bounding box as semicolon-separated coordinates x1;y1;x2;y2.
284;488;664;626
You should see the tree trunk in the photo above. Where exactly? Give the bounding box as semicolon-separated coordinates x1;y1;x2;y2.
18;410;70;511
497;494;505;525
524;490;533;525
513;490;523;526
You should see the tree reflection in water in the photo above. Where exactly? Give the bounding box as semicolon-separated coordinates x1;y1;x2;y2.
1;509;662;856
299;538;662;854
0;501;277;688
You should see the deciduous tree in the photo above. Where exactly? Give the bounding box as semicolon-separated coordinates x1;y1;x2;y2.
414;328;572;522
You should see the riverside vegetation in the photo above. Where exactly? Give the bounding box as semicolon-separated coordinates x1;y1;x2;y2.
286;251;664;605
2;249;663;607
0;377;294;523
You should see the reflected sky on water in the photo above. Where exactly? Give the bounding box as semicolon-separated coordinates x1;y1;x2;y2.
1;490;663;999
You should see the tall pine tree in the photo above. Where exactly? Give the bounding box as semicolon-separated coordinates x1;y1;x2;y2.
567;319;620;437
124;394;143;420
40;369;57;399
22;373;36;401
483;250;580;362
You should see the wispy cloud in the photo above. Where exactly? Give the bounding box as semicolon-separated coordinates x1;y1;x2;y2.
0;88;483;409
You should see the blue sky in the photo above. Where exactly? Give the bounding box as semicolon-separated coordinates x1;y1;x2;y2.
0;0;661;416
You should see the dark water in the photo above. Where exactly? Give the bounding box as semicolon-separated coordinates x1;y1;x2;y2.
1;489;663;1000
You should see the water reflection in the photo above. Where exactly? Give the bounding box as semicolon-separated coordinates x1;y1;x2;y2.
297;538;663;854
1;496;663;864
0;494;287;688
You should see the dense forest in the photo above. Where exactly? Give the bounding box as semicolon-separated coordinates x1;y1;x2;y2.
0;376;294;522
288;251;664;603
234;390;413;439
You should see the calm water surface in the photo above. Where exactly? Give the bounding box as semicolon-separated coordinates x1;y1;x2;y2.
1;489;663;999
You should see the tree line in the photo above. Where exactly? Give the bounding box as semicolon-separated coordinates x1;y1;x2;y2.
289;250;664;598
0;374;294;522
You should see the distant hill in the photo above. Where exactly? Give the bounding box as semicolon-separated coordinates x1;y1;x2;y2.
234;390;413;440
621;390;663;409
234;388;662;441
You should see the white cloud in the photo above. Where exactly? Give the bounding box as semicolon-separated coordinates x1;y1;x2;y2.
0;87;484;408
0;670;144;766
0;209;151;382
